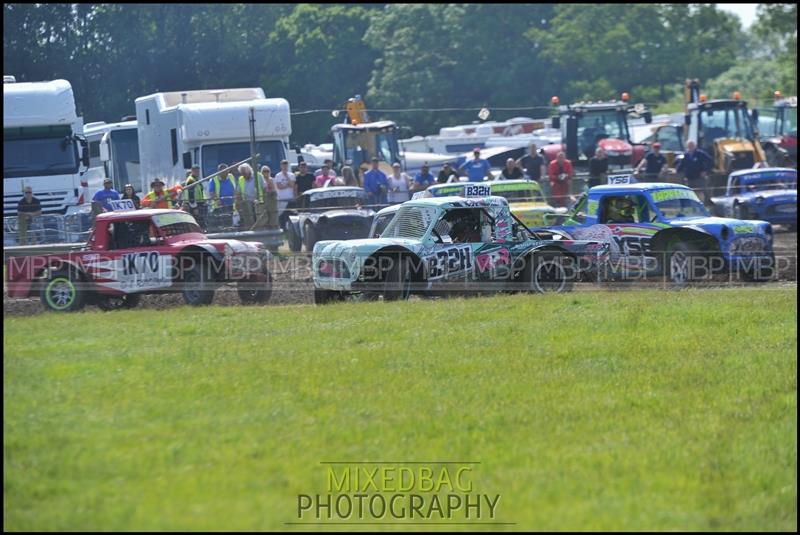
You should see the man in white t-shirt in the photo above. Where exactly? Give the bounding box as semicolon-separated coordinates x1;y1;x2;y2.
274;159;296;214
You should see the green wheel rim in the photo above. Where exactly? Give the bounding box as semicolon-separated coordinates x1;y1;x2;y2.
45;276;76;310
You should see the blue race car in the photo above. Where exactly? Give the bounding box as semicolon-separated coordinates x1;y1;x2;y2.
540;179;775;283
709;167;797;231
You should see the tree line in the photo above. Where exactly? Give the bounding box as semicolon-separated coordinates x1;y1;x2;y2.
3;3;796;145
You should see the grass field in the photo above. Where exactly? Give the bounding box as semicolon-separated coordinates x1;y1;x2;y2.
3;289;797;531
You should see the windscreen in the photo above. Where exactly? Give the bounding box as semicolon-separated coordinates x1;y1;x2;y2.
4;126;79;178
152;212;203;237
201;140;284;178
650;188;709;219
109;128;140;190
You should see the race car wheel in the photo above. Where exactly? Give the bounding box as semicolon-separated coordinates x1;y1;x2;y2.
733;201;747;220
40;268;86;312
383;255;412;301
667;242;696;286
314;288;344;305
96;293;141;311
304;224;318;252
287;226;302;252
528;252;572;293
182;263;216;306
237;270;273;304
740;254;775;283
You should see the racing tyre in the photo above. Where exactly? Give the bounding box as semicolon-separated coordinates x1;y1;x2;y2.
182;263;216;306
666;242;708;286
96;293;141;311
41;268;86;312
733;201;747;220
304;224;318;252
237;270;273;304
382;255;412;301
314;288;344;305
287;226;302;252
528;252;573;293
740;254;775;283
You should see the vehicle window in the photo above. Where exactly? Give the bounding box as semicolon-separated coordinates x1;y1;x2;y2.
108;220;153;249
152;212;203;237
4;128;80;178
493;185;543;202
566;194;588;224
700;106;754;141
439;208;486;243
599;195;649;224
371;213;395;238
381;205;437;239
308;192;368;210
650;188;709;219
654;126;682;152
201;140;284;178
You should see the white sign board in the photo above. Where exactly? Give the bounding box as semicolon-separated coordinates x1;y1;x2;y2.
109;199;136;211
607;174;637;185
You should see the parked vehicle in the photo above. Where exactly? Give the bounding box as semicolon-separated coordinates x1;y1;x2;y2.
284;187;375;252
755;92;797;167
541;180;776;283
4;76;92;244
709;168;796;230
5;207;273;311
83;119;139;199
312;195;608;303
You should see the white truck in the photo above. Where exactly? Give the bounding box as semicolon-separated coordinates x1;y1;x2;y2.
83;119;139;198
3;76;92;244
134;87;292;188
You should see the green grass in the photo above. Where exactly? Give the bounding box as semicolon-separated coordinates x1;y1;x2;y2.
4;289;797;531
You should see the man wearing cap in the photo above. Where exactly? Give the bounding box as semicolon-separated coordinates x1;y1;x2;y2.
412;163;435;193
141;179;174;209
437;162;459;184
635;142;668;182
459;148;493;182
92;178;121;213
17;186;42;245
363;157;389;205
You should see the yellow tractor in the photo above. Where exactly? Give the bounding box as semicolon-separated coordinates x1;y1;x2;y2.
682;79;767;194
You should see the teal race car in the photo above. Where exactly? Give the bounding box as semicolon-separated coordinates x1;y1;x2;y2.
311;196;609;303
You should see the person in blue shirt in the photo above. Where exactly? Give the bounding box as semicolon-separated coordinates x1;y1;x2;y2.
91;178;121;212
412;163;435;193
208;163;237;209
676;140;713;202
459;148;494;182
363;157;389;206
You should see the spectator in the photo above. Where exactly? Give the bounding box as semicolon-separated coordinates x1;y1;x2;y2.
314;159;335;178
516;143;548;199
208;163;237;209
548;152;574;208
234;163;267;229
635;142;668;182
500;158;524;180
181;164;207;227
259;165;279;229
676;140;713;202
141;178;174;209
92;178;121;213
341;165;360;187
16;186;41;245
459;148;493;182
121;184;141;209
412;163;435;192
437;162;459;183
274;159;296;215
363;157;389;206
388;162;411;203
314;163;337;188
587;148;609;189
295;161;316;194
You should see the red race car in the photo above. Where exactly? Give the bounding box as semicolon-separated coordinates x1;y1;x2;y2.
6;209;273;311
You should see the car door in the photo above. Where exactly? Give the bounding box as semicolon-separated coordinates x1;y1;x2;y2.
426;207;480;284
596;193;663;273
99;219;173;293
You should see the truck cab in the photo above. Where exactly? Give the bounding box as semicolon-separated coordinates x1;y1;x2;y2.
4;77;91;243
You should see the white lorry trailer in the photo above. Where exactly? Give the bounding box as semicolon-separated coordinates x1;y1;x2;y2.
3;77;92;244
83;119;139;198
134;88;292;188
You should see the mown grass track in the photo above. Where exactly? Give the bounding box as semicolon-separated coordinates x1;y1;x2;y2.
3;288;797;530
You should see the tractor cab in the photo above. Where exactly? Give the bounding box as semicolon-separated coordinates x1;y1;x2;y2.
755;93;797;167
331;121;402;175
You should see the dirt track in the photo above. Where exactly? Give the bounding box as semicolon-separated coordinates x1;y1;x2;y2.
4;231;797;317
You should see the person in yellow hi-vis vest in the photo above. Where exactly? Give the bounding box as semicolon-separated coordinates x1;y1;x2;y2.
234;163;268;230
141;179;174;209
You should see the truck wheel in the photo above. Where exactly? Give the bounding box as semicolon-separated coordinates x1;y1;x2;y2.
527;252;572;293
41;269;85;312
667;242;704;286
304;224;318;252
314;288;343;305
733;201;746;220
96;293;141;311
287;226;302;252
383;255;412;301
237;270;273;304
182;264;215;306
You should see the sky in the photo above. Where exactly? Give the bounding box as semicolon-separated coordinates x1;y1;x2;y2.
716;3;759;29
